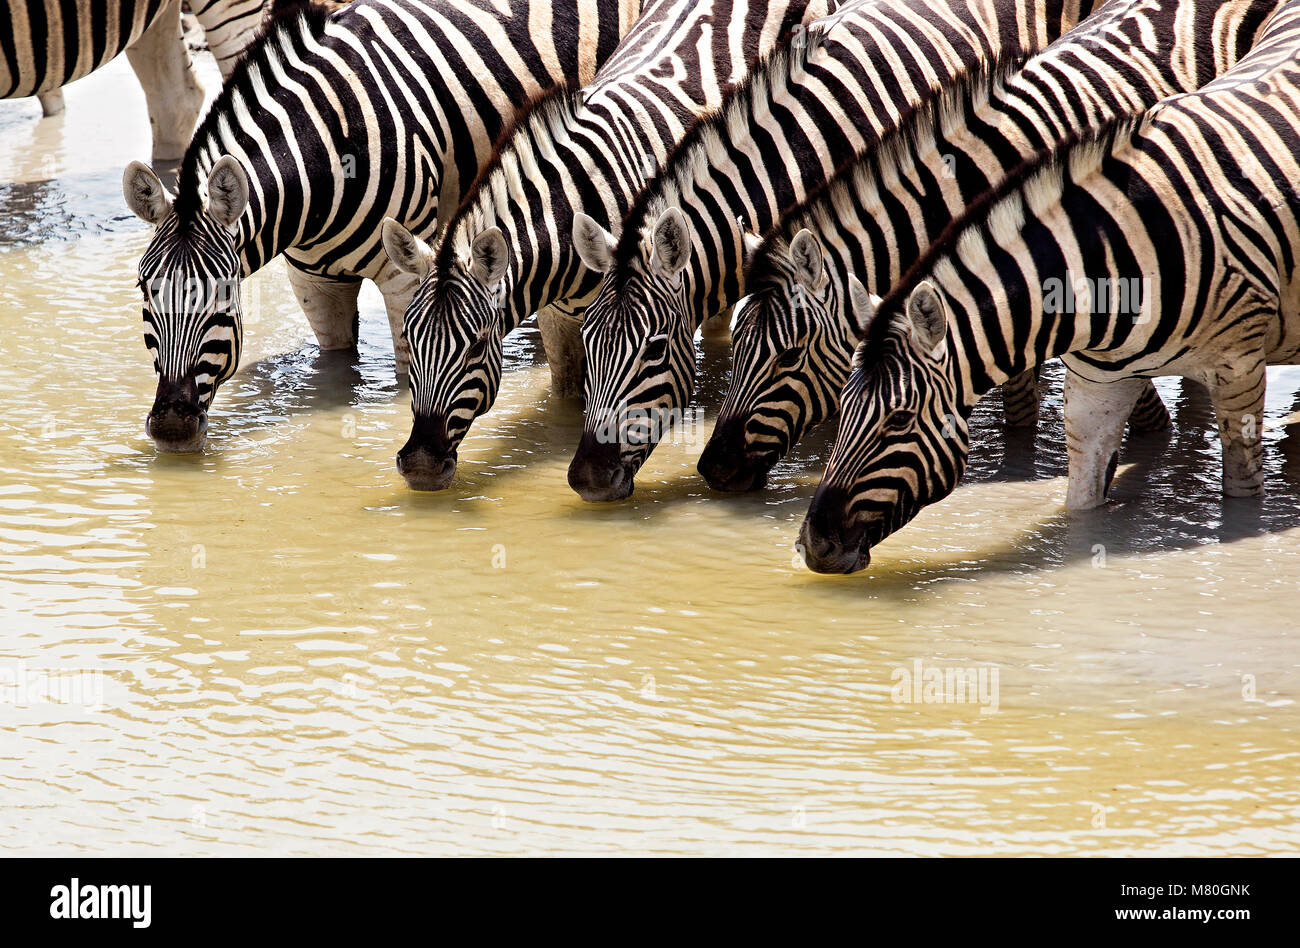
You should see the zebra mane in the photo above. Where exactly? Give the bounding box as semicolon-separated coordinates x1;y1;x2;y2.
853;114;1149;369
609;22;831;278
744;54;1026;289
435;81;585;271
174;0;334;225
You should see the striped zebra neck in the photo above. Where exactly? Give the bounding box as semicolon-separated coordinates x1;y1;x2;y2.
435;83;587;329
173;1;338;276
747;55;1021;304
859;118;1150;403
609;27;829;322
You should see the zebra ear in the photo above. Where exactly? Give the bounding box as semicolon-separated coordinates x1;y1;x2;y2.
206;156;249;229
741;230;763;268
381;218;433;280
650;208;690;279
572;212;616;274
470;227;510;287
847;275;882;339
122;161;172;225
789;229;827;295
906;281;948;354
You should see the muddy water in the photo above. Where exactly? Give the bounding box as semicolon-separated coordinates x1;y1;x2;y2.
1;59;1297;856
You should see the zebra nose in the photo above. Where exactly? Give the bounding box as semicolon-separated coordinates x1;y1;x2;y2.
698;420;768;492
147;376;206;453
568;431;634;502
799;488;870;574
397;415;457;491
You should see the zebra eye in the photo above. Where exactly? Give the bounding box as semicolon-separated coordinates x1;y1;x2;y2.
884;409;915;434
640;333;670;366
465;333;489;364
774;346;803;369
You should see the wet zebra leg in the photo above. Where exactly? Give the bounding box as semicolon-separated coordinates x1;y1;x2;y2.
1206;359;1267;497
286;264;363;353
1125;380;1172;433
1063;373;1147;509
125;0;204;163
1000;366;1041;429
538;303;585;399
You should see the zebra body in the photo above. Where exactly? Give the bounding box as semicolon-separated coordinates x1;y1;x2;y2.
800;0;1300;574
705;0;1277;492
567;0;1108;502
121;0;637;452
186;0;273;77
1;0;269;158
382;0;824;490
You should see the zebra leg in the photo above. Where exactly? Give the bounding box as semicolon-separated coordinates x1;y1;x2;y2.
537;304;585;399
1063;373;1148;510
1206;361;1267;497
699;306;732;341
37;90;65;116
1126;380;1172;433
1000;367;1041;429
286;265;362;352
125;0;205;162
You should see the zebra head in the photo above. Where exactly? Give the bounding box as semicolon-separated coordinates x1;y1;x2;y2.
698;229;867;492
800;279;968;574
382;219;509;491
567;208;695;501
123;157;249;453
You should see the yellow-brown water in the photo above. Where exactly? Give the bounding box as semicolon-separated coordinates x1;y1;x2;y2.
2;59;1297;856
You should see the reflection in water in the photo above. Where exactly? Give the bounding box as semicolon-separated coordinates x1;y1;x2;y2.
1;59;1297;858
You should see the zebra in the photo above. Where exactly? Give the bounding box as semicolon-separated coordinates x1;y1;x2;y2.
120;0;638;452
799;0;1300;573
700;0;1278;492
1;0;271;160
566;0;1112;502
185;0;277;77
380;0;827;490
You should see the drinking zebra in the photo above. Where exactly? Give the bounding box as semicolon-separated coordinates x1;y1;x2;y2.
380;0;826;490
1;0;270;159
699;0;1277;492
120;0;637;452
566;0;1108;502
800;0;1300;573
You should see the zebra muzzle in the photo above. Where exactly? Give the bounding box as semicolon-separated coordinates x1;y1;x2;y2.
568;431;634;502
146;375;207;454
799;487;871;574
697;420;774;492
397;415;458;491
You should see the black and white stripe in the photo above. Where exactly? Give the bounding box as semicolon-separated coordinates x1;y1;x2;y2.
381;0;823;491
1;1;270;154
121;0;637;452
707;0;1278;492
800;0;1300;573
567;0;1109;501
